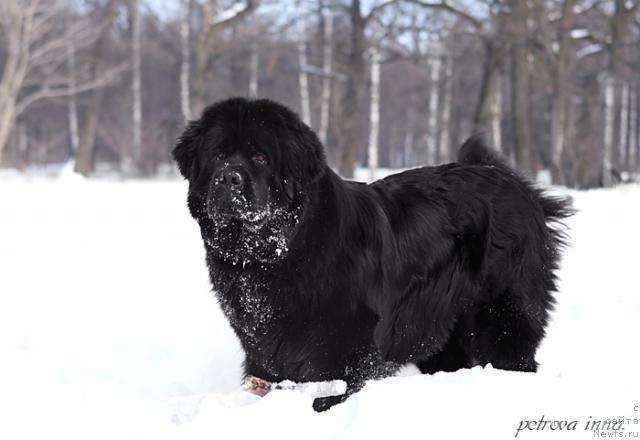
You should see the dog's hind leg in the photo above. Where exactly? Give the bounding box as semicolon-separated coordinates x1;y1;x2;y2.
416;324;472;374
469;292;545;372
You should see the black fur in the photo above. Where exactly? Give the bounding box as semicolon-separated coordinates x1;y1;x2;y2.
173;98;573;412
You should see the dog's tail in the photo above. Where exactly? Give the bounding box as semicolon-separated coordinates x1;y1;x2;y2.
457;133;507;169
457;134;574;223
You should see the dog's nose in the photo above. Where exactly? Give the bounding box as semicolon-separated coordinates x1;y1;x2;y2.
223;170;243;189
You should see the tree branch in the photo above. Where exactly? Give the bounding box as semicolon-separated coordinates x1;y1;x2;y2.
404;0;483;31
364;0;402;23
209;0;259;33
15;63;127;116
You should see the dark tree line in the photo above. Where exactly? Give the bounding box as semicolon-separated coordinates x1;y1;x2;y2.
1;0;639;188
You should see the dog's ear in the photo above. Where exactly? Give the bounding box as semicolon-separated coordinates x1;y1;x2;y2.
172;119;202;179
283;118;326;191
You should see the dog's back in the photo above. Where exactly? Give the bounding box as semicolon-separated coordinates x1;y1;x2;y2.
368;135;573;372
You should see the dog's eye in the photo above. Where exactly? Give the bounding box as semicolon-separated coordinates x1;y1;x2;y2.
252;152;268;166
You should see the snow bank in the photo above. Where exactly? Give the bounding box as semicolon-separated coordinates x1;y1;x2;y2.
1;175;639;439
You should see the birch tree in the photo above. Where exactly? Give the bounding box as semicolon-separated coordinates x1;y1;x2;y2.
508;0;533;174
439;55;453;164
180;0;192;122
426;53;441;165
66;11;79;155
0;0;121;165
318;3;333;146
608;0;637;176
620;83;629;169
191;0;258;116
249;41;259;98
490;70;502;155
629;85;638;172
548;0;575;184
603;75;615;186
367;8;382;181
336;0;367;177
75;0;121;176
126;0;142;173
297;1;311;126
636;86;640;173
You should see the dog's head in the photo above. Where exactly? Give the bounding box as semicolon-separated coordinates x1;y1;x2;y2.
173;98;325;264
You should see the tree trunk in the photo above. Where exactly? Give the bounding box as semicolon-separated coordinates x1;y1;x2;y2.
509;0;532;174
572;74;600;188
336;0;366;178
192;0;257;116
248;41;259;98
439;55;453;163
603;75;615;187
550;0;574;185
472;40;499;131
490;70;502;154
402;104;415;168
627;84;636;173
66;12;79;158
367;31;381;181
297;1;311;126
607;0;635;178
192;0;215;116
0;2;30;164
0;103;16;164
180;0;191;121
318;4;333;146
632;81;640;173
426;54;441;165
74;0;119;176
623;83;633;172
127;0;142;173
619;83;629;170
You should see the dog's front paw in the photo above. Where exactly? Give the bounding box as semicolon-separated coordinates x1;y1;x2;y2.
312;394;347;412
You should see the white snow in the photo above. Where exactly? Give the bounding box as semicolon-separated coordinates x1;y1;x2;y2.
1;171;639;439
570;28;589;39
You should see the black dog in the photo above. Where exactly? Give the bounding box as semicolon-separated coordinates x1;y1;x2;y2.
173;98;572;411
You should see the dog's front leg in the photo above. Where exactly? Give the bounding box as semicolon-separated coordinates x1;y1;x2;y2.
312;381;359;412
312;393;350;412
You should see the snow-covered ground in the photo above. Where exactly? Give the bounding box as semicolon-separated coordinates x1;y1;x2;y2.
1;171;639;439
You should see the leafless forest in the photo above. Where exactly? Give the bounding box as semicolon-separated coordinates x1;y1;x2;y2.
1;0;639;187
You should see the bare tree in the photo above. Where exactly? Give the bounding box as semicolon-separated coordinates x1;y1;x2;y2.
508;0;533;173
318;2;333;146
66;11;79;155
603;74;615;186
0;0;121;165
490;69;502;154
191;0;258;116
426;52;441;165
297;1;311;126
636;85;640;173
335;0;367;177
620;82;630;168
74;0;121;176
180;0;192;122
600;0;638;184
2;0;638;186
367;3;383;181
439;54;453;163
629;84;638;172
249;41;259;98
126;0;143;173
550;0;575;184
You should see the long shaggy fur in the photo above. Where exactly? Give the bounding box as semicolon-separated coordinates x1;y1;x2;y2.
173;98;573;411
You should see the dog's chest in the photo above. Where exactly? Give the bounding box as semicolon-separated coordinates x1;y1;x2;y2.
216;274;275;347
